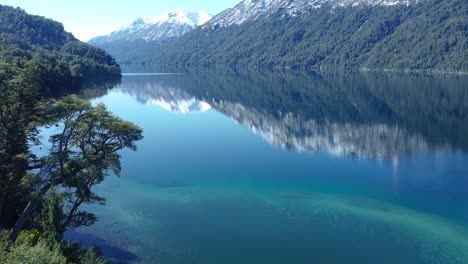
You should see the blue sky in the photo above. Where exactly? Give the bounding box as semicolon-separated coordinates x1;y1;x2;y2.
1;0;238;41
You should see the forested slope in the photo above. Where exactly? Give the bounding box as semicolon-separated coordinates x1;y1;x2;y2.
0;5;121;95
139;0;467;73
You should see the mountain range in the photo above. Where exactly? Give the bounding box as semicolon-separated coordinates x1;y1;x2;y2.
89;10;211;44
205;0;422;28
90;0;468;73
88;10;211;63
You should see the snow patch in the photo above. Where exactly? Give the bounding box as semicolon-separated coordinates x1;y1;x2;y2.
205;0;424;28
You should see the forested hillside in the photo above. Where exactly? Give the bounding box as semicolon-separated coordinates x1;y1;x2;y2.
0;5;121;95
136;0;467;73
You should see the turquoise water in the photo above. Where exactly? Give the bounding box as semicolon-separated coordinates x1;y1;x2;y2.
66;72;468;264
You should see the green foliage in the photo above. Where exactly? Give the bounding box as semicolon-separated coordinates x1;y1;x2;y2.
0;230;106;264
0;230;11;257
44;95;143;230
2;230;65;264
62;242;106;264
2;241;68;264
0;62;42;228
0;5;70;49
15;230;44;246
33;190;66;241
0;3;126;233
5;94;143;245
125;0;467;73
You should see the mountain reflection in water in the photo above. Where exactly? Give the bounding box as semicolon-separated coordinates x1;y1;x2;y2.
105;71;468;162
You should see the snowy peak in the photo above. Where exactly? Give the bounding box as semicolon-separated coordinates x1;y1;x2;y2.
206;0;423;27
130;18;146;27
89;10;212;44
149;10;213;27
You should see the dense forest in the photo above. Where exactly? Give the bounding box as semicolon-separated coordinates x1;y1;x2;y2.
0;5;121;95
125;0;467;73
0;5;143;263
94;38;169;67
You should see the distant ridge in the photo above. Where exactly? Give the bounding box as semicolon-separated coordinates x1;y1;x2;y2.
206;0;423;28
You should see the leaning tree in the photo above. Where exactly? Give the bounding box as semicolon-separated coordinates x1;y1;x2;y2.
10;95;143;242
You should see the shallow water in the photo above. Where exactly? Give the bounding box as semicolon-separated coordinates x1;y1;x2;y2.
66;72;468;264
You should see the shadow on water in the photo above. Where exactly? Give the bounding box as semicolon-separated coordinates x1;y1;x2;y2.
46;76;122;99
65;229;140;264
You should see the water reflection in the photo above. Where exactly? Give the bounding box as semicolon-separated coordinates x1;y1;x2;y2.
118;77;211;114
102;71;468;161
78;77;122;100
75;71;468;263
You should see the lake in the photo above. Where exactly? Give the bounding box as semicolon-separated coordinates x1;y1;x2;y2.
66;71;468;264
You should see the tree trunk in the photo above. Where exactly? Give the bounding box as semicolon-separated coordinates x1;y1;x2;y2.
63;200;82;230
9;182;51;242
0;193;5;226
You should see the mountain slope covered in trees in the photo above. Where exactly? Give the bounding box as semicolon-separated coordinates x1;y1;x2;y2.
130;0;467;73
0;5;121;95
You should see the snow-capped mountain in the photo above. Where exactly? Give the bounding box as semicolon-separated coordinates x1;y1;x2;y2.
89;10;212;44
206;0;422;27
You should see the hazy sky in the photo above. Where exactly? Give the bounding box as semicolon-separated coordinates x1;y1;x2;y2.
1;0;238;41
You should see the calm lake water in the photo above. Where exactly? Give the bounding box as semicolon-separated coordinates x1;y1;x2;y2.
66;71;468;264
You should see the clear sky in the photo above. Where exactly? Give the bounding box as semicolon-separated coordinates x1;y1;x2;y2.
1;0;238;41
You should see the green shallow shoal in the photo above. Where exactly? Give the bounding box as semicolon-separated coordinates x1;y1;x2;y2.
76;180;468;264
